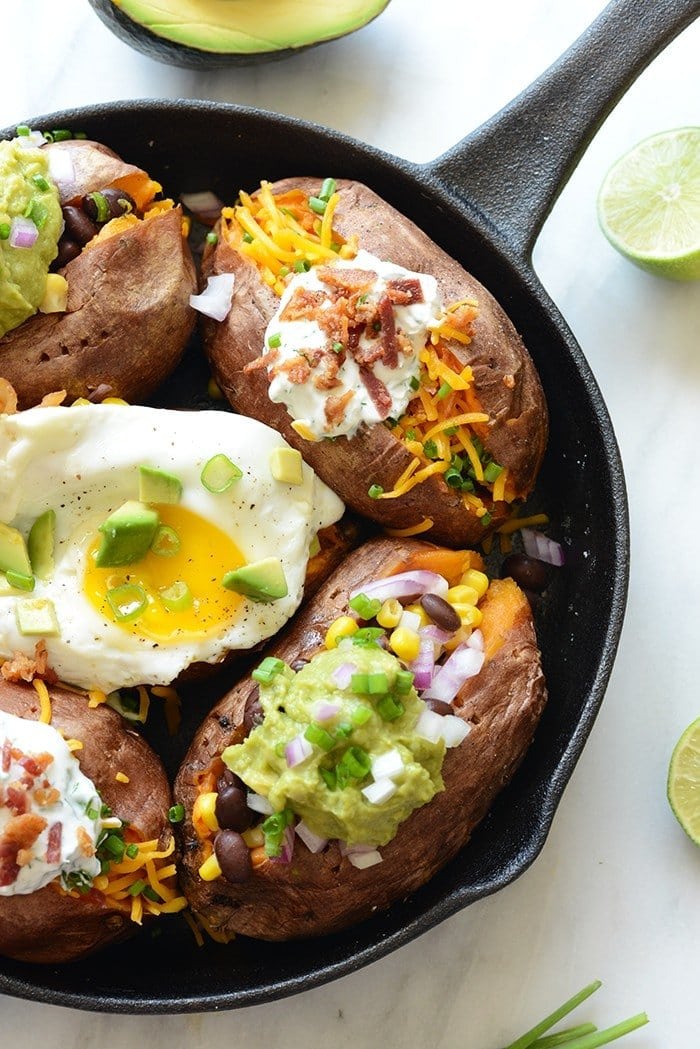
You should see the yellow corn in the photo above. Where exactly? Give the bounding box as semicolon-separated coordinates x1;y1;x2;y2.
405;602;430;628
198;853;222;882
452;604;483;629
446;584;480;607
242;826;265;848
325;616;358;649
389;627;421;663
193;791;220;833
460;569;489;598
376;599;403;629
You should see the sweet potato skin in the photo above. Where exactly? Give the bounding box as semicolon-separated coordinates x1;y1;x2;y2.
202;178;548;547
175;536;547;940
0;141;197;409
0;680;173;963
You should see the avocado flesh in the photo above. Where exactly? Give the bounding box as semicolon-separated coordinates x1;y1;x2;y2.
114;0;390;53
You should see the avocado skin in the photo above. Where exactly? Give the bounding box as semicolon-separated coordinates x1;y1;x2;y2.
88;0;391;70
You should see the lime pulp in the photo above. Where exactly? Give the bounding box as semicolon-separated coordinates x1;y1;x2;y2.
667;716;700;845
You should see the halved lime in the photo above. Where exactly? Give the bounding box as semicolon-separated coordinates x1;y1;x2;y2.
668;716;700;845
597;127;700;281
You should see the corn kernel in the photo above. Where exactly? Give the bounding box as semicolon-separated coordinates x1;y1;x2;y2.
193;791;220;833
452;604;483;628
198;853;223;882
447;584;480;606
389;627;421;662
102;397;129;406
376;598;403;628
460;569;489;599
242;826;265;849
71;397;91;407
443;625;473;652
405;602;430;628
325;616;358;649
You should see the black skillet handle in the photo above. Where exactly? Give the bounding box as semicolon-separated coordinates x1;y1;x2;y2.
426;0;700;262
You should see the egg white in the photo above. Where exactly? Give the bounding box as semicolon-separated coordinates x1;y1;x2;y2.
0;405;344;693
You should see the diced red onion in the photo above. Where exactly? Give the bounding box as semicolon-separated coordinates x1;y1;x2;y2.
9;216;38;249
419;625;453;655
189;273;235;321
179;190;224;224
371;748;404;780
348;848;383;869
521;528;565;567
415;707;445;743
46;148;75;201
338;840;376;857
349;570;448;605
271;824;295;864
246;791;273;816
440;714;472;748
285;733;313;768
295;820;328;854
313;700;341;722
468;628;484;652
331;662;355;690
422;642;485;703
409;634;436;691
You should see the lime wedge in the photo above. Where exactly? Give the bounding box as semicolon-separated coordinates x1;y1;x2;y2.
597;127;700;281
668;716;700;845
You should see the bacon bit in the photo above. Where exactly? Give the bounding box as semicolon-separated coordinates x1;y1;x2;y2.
0;641;57;685
359;367;392;418
4;813;48;850
33;786;60;806
0;378;18;415
316;266;377;292
1;738;10;773
6;784;29;815
386;277;424;305
18;752;54;778
376;294;400;368
16;848;34;867
0;853;20;887
46;822;62;864
447;302;479;333
77;826;95;858
243;348;279;374
354;339;386;367
39;390;67;407
503;373;515;389
311;351;343;391
280;288;326;322
273;355;311;385
324;389;354;428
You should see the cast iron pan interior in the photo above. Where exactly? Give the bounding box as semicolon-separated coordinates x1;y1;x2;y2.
0;0;697;1014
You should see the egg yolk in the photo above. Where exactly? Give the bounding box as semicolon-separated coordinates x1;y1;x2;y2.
83;504;245;643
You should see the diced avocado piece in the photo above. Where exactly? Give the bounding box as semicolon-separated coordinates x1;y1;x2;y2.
222;558;288;602
0;521;32;577
28;509;56;580
95;500;160;568
6;570;35;592
139;465;183;505
269;447;304;486
15;597;60;636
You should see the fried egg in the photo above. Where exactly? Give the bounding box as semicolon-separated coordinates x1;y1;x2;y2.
0;405;344;693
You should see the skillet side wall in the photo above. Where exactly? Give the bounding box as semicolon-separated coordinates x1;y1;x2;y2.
0;103;627;1012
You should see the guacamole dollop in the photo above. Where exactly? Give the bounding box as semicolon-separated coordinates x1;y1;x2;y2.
222;645;445;847
0;138;62;338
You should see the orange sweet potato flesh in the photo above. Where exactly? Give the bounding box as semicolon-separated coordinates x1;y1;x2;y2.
175;536;547;941
202;178;548;547
0;680;173;964
0;140;196;409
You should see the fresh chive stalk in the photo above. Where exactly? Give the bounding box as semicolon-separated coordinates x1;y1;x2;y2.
503;981;602;1049
501;982;648;1049
528;1025;597;1048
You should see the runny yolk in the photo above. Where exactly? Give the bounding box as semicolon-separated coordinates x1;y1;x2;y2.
83;504;245;643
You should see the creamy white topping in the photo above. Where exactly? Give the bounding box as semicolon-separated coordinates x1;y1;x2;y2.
265;249;441;439
0;711;103;895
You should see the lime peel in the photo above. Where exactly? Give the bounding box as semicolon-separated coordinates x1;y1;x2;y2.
667;715;700;845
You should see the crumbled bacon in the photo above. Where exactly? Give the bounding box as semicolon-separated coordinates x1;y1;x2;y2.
280;288;326;322
311;351;343;391
46;821;62;864
0;640;57;684
324;390;355;428
6;783;29;815
316;297;351;347
77;826;95;858
4;812;48;850
1;738;10;773
359;367;392;418
376;294;400;368
18;752;54;779
316;266;377;292
386;277;424;305
243;348;279;373
273;355;311;385
16;848;34;867
33;785;60;807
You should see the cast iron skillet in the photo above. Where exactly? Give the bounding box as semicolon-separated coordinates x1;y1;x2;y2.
1;0;697;1014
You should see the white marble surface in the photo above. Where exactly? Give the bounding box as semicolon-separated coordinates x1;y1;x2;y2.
2;0;700;1044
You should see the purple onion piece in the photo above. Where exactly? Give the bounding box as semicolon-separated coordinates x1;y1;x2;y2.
9;216;39;249
331;662;356;689
410;634;436;691
349;570;448;605
295;821;328;854
285;733;313;768
421;642;485;703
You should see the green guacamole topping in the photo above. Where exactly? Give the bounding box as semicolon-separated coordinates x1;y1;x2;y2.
222;646;445;847
0;138;62;338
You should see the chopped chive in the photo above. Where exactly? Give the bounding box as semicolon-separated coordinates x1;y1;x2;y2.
528;1025;597;1048
52;129;72;141
15;125;31;136
268;332;282;349
409;375;420;391
348;593;382;620
304;723;336;751
32;173;51;192
308;195;327;215
437;381;452;399
484;460;504;483
350;672;369;693
350;704;373;726
0;222;10;240
319;178;337;201
294;259;311;272
422;439;438;459
126;843;140;859
205;230;218;244
368;484;384;499
502;980;603;1049
252;656;287;684
376;695;404;721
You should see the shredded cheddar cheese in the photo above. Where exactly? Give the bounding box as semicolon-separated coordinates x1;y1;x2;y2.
66;738;83;752
32;677;52;724
386;518;435;537
115;772;130;784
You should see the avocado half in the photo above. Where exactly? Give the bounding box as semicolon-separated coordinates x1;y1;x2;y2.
88;0;392;69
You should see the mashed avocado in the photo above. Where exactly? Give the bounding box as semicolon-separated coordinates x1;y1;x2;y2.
223;646;445;847
0;138;62;338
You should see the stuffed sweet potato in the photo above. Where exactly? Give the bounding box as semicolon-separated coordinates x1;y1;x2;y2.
202;177;548;547
0;676;184;963
0;134;196;408
174;536;546;940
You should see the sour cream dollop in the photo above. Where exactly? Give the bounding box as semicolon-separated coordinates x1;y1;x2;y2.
0;711;103;895
264;249;441;439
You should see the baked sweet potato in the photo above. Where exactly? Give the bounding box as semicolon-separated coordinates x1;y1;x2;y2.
202;178;548;546
175;536;547;940
0;677;182;963
0;138;197;408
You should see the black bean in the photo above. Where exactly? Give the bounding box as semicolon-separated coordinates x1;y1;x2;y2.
421;593;461;633
62;205;98;245
216;768;244;795
215;786;254;833
501;553;550;593
82;187;136;223
54;237;81;268
214;830;252;883
243;685;263;735
425;698;453;717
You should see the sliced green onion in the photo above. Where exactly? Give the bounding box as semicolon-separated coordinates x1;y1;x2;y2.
252;656;287;684
294;259;311;272
334;722;353;740
86;803;101;821
368;484;384;499
142;885;161;903
332;341;344;353
320;767;337;790
159;580;193;612
278;265;290;277
268;332;282;349
106;583;148;622
262;808;294;857
394;669;414;695
319;178;337;201
125;843;140;859
304;723;336;751
242;231;254;243
350;672;369;693
338;745;371;779
87;191;110;224
308;195;327;215
350;704;373;727
351;627;385;648
26;199;48;228
444;425;458;436
484;461;504;483
437;381;452;399
206;231;218;244
405;428;416;441
128;879;148;896
367;672;388;694
348;593;382;620
0;223;10;240
409;375;420;391
32;173;51;192
52;129;71;142
445;468;464;488
480;511;492;528
200;453;243;493
100;834;126;861
151;525;181;558
423;439;438;459
376;695;404;722
15;125;30;136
